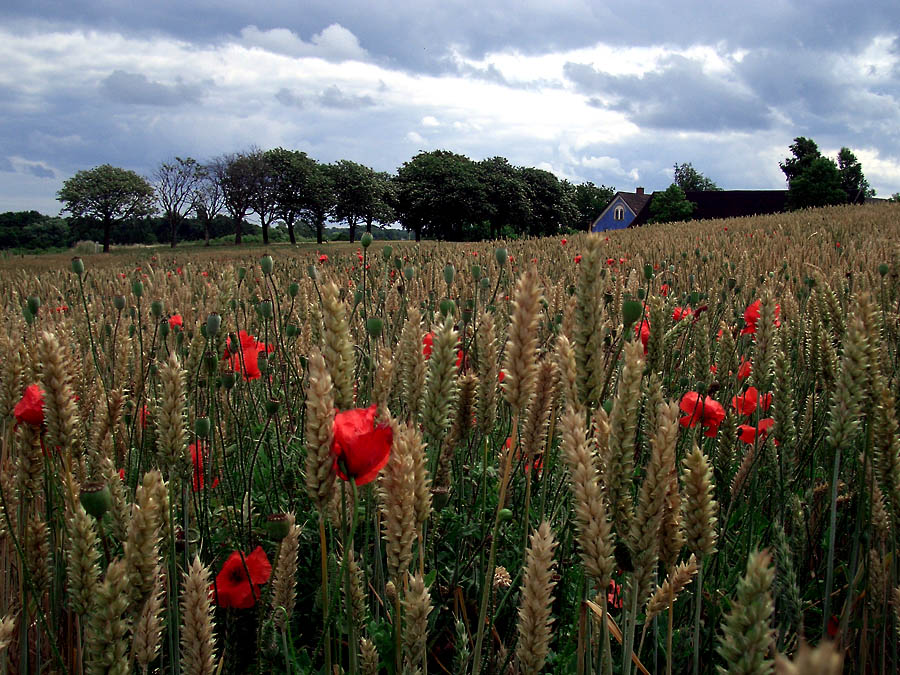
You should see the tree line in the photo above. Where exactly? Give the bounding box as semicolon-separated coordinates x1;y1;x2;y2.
38;149;616;253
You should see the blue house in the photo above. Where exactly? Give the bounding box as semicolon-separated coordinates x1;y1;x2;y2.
590;187;652;232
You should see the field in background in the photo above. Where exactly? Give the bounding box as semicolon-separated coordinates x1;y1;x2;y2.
0;202;898;674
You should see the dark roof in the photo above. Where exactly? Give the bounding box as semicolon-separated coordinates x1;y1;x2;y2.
619;191;652;216
683;190;788;220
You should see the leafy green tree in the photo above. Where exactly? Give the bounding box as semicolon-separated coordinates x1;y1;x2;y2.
266;148;313;245
837;147;872;203
572;181;616;230
331;160;378;243
57;164;156;252
785;156;846;209
395;150;486;241
673;162;721;192
155;156;203;248
246;149;279;246
478;156;531;239
519;167;576;237
648;184;695;223
362;171;397;234
779;137;821;183
214;152;260;245
300;160;336;245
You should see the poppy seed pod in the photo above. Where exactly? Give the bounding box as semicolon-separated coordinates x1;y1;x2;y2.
382;245;393;260
622;299;642;328
132;280;143;298
878;263;889;276
471;264;482;281
494;247;508;267
27;296;41;315
237;267;247;282
113;295;126;311
260;254;274;276
80;483;112;520
366;317;384;337
443;264;455;286
361;231;373;248
404;266;415;280
71;257;85;275
206;312;221;337
285;323;298;337
265;513;291;539
151;300;163;317
194;416;211;438
288;282;300;298
258;301;272;320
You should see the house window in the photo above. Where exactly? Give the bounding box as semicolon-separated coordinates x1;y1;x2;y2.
614;205;625;221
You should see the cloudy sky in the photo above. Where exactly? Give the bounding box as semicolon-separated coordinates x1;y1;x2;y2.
2;1;899;216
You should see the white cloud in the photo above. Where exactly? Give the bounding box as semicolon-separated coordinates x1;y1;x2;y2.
421;115;440;127
406;131;425;144
238;23;367;62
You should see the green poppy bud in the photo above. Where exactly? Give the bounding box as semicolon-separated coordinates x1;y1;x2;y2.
159;321;169;338
621;299;642;328
361;232;373;248
27;296;41;315
194;416;211;439
404;266;415;280
132;280;143;298
643;264;653;281
206;313;221;337
480;276;490;290
260;254;274;276
366;317;384;337
382;245;393;260
637;288;645;300
258;301;273;319
494;247;508;267
222;372;236;390
471;264;482;281
288;282;300;298
443;264;455;286
878;263;889;277
498;508;514;523
151;300;163;317
266;513;292;539
79;483;112;520
71;257;85;275
439;299;457;316
113;295;126;311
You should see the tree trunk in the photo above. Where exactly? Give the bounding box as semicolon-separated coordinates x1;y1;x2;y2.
316;219;324;245
203;217;210;247
103;216;112;253
348;218;357;243
415;226;421;243
235;217;243;245
169;214;178;248
365;217;373;233
287;218;296;245
262;218;269;246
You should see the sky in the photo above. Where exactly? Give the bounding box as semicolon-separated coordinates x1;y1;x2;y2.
2;1;900;217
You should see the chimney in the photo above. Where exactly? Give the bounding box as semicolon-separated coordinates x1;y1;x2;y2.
636;187;644;195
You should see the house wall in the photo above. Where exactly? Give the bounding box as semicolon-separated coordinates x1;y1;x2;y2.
591;196;634;232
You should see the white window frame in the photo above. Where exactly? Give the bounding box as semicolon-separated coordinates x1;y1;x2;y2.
614;205;625;221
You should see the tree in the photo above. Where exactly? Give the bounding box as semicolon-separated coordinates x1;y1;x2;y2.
519;168;576;237
267;148;313;245
331;160;378;243
673;163;721;192
193;162;225;246
214;152;260;245
785;156;846;210
155;157;203;248
300;160;335;245
479;157;531;239
648;184;695;223
246;150;279;246
395;150;486;241
363;171;397;234
779;137;821;183
572;181;616;230
57;164;156;253
837;147;872;203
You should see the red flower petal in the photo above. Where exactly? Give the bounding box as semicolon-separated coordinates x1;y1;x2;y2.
332;405;393;486
14;384;44;427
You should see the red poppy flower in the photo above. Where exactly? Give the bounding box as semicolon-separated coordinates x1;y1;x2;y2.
190;441;219;492
741;300;781;335
422;332;434;359
709;364;718;374
672;306;693;322
731;387;759;416
213;546;272;609
738;418;775;445
139;405;149;429
606;257;615;266
574;255;582;263
14;384;45;426
118;468;125;481
660;283;670;297
759;392;772;412
331;405;393;486
318;254;328;263
737;358;752;380
607;579;623;609
525;454;543;476
619;257;625;264
224;330;274;381
634;319;650;354
168;314;183;329
679;392;725;437
201;271;209;277
498;370;505;383
561;238;567;246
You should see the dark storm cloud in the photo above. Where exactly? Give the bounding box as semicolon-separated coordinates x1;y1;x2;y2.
101;70;205;106
4;0;899;75
566;56;772;132
317;85;375;109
